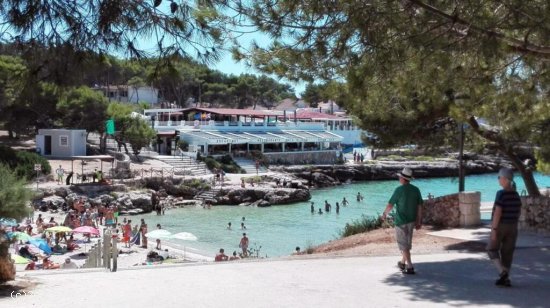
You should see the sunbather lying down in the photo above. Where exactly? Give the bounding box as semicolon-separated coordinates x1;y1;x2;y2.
42;257;60;270
146;249;170;262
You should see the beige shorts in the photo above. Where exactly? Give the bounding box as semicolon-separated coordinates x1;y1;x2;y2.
395;222;415;251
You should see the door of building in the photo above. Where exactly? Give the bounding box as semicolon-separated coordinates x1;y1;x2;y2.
44;135;52;155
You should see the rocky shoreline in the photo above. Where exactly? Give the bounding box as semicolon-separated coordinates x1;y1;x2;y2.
33;157;510;214
270;157;511;188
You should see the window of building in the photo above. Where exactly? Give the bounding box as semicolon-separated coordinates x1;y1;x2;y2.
59;135;69;147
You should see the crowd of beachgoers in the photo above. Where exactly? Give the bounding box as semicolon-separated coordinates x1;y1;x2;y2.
3;197;211;272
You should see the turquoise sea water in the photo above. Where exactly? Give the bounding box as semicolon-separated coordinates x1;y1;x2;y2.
134;172;550;258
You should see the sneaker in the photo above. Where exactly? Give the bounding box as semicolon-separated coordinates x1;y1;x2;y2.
495;271;510;287
402;267;415;275
397;261;406;270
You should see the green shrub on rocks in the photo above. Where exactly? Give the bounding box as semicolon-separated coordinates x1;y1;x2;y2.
0;146;51;180
202;155;245;173
340;215;393;238
181;178;210;191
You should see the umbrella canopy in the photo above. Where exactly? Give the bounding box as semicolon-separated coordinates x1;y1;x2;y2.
8;231;32;242
28;238;52;255
170;232;198;241
72;226;100;236
145;229;172;239
0;217;18;227
45;226;72;233
11;254;30;264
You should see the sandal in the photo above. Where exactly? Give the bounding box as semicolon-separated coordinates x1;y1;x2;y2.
402;267;415;275
397;261;406;270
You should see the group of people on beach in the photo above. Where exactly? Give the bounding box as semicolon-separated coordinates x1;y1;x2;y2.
217;217;250;261
353;151;364;163
6;194;159;271
55;164;108;185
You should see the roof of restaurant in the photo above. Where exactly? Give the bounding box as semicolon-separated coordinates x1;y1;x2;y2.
183;107;279;117
293;110;347;120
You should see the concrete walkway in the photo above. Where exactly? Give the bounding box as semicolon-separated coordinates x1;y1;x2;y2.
428;225;550;248
6;248;549;308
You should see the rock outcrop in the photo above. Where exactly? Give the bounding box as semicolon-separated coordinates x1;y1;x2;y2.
271;158;511;188
215;187;311;206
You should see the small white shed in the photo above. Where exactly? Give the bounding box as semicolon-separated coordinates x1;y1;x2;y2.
36;129;86;157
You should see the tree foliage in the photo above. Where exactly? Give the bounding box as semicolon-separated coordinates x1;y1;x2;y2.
0;0;227;62
0;163;33;282
124;117;156;156
231;0;550;196
57;87;109;135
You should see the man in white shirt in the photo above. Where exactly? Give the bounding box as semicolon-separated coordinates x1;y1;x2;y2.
56;165;65;185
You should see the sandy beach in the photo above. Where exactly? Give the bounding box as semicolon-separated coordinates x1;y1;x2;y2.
9;209;213;275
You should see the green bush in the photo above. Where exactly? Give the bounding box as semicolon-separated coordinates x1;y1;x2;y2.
177;140;189;151
203;156;221;170
0;146;51;180
249;150;269;168
220;154;233;165
339;215;392;238
203;155;245;173
181;178;211;191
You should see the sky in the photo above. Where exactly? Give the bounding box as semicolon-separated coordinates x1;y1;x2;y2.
208;33;307;98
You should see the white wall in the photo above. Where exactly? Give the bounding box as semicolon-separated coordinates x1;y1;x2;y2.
36;129;86;157
129;86;159;105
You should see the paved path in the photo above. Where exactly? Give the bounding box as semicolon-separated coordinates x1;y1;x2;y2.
7;248;549;308
428;226;550;248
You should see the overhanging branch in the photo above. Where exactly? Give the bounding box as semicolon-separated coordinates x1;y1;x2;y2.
408;0;550;58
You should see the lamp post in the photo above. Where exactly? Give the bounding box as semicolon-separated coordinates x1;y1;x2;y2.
455;95;468;193
458;123;465;192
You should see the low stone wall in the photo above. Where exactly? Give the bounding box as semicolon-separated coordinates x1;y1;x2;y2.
423;194;460;227
519;196;550;234
423;192;481;228
264;151;338;165
458;192;481;227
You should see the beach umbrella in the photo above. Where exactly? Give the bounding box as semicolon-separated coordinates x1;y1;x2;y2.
28;238;52;255
45;226;72;233
11;254;30;264
72;226;100;236
8;232;32;242
170;232;198;241
145;229;172;239
0;217;18;227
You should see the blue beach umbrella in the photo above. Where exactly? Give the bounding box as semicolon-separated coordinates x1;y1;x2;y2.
0;217;18;227
8;231;32;242
28;238;52;255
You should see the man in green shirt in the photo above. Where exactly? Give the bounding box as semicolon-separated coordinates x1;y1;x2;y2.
382;168;423;274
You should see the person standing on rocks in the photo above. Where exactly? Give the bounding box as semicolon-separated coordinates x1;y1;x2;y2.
487;168;522;287
382;168;423;275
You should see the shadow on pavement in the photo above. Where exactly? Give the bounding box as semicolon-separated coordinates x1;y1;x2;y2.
383;247;550;307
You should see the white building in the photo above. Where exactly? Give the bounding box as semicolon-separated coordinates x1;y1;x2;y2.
94;85;159;105
36;129;86;157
